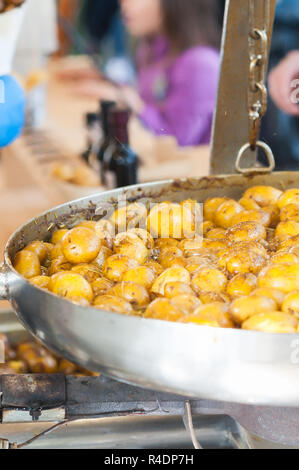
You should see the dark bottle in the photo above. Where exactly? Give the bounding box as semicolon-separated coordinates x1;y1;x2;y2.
82;112;101;166
97;101;116;184
108;109;138;188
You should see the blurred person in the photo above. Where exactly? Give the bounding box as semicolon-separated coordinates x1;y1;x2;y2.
67;0;221;147
260;0;299;170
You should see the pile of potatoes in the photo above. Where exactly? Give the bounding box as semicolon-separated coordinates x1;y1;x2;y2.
12;186;299;334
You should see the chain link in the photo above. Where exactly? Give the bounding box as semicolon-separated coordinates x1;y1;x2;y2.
248;0;271;150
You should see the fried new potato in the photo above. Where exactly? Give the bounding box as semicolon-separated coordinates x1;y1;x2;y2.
13;250;41;279
202;221;216;236
203;197;229;223
50;242;64;260
151;267;190;296
147;202;195;239
7;360;28;374
123;266;156;289
49;272;93;302
159;247;186;269
225;222;266;244
170;294;202;316
91;278;114;297
218;243;268;275
226;273;257;297
242;312;297;333
178;238;204;257
258;264;299;293
51;229;68;245
49;257;72;275
113;232;148;264
110;203;147;232
109;282;149;308
155;238;179;250
214;200;244;229
94;295;134;315
270;251;299;266
25;241;50;263
181;303;233;328
94;222;114;250
76;220;97;231
243;186;282;208
58;358;78;375
199;292;230;304
206;228;227;240
229;295;277;324
143;261;164;276
278;234;299;252
275;221;299;241
62;227;101;264
192;267;227;293
144;298;183;321
251;287;285;308
103;254;139;282
128;228;154;250
239;196;260;211
232;209;271;227
281;292;299;318
29;275;50;289
92;246;113;269
17;343;58;374
71;263;101;283
164;281;194;299
280;204;299;223
278;189;299;210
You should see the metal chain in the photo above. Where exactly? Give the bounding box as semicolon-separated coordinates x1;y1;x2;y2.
248;0;271;150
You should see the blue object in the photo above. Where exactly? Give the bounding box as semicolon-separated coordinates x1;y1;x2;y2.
0;75;26;148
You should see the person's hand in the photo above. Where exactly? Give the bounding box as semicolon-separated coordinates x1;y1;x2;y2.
56;68;103;82
268;50;299;116
120;85;145;114
69;79;120;101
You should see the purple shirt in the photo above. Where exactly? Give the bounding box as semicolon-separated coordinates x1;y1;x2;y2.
137;38;220;146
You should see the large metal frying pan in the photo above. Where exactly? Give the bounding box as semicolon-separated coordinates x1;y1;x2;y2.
1;172;299;408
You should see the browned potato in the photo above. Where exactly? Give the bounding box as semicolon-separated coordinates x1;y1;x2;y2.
92;246;113;269
214;200;244;229
155;238;179;250
192;267;227;293
143;261;164;276
114;232;148;264
243;186;282;208
270;251;299;265
30;275;50;289
203;197;229;222
158;246;183;265
50;242;64;260
13;250;41;279
109;282;149;308
110;203;147;232
164;282;194;299
275;221;299;241
199;292;230;304
258;264;299;293
103;254;139;282
7;360;28;374
94;295;133;315
226;273;257;297
181;303;233;328
49;257;72;276
62;227;101;264
278;189;299;210
51;229;68;245
49;272;93;302
178;238;204;257
76;220;97;231
239;196;260;211
25;241;50;263
58;359;78;375
128;228;154;250
91;278;114;297
278;234;299;252
123;266;156;289
225;222;266;244
71;264;101;283
205;228;227;240
280;204;299;223
242;312;297;333
282;292;299;318
171;295;202;316
147;202;195;239
151;267;190;296
251;287;285;308
229;295;277;324
144;298;183;322
202;221;216;236
218;242;268;275
232;209;271;227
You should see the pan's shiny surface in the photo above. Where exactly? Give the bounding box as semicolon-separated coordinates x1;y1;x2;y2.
2;173;299;407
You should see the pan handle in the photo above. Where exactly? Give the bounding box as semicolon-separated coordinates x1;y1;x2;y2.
0;262;9;300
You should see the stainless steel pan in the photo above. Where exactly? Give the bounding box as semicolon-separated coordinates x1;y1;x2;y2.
1;172;299;408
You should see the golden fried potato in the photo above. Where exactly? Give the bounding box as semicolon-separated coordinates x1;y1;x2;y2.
144;298;182;321
92;246;113;269
243;186;282;207
94;294;133;315
25;241;50;263
91;278;114;297
62;227;101;264
170;295;202;316
49;272;93;302
280;204;299;223
278;189;299;210
128;228;154;250
258;264;299;293
203;197;229;222
123;266;156;289
147;202;195;239
110;203;147;232
181;303;233;328
201;239;227;252
103;254;139;282
226;273;257;297
214;200;244;229
205;228;227;240
49;257;72;276
94;219;114;236
159;246;185;269
232;209;271;227
218;243;268;275
50;242;65;260
239;197;260;211
30;275;50;289
143;260;164;276
7;360;28;374
155;238;179;250
202;221;216;236
13;250;41;279
242;312;297;333
278;234;299;252
282;292;299;318
51;229;68;245
275;221;299;241
151;267;190;296
113;232;148;264
58;359;78;375
192;267;227;293
251;287;285;308
76;220;97;231
229;295;277;324
199;292;230;304
71;263;101;283
109;282;149;308
225;222;266;244
178;238;204;257
164;281;194;299
270;251;299;265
